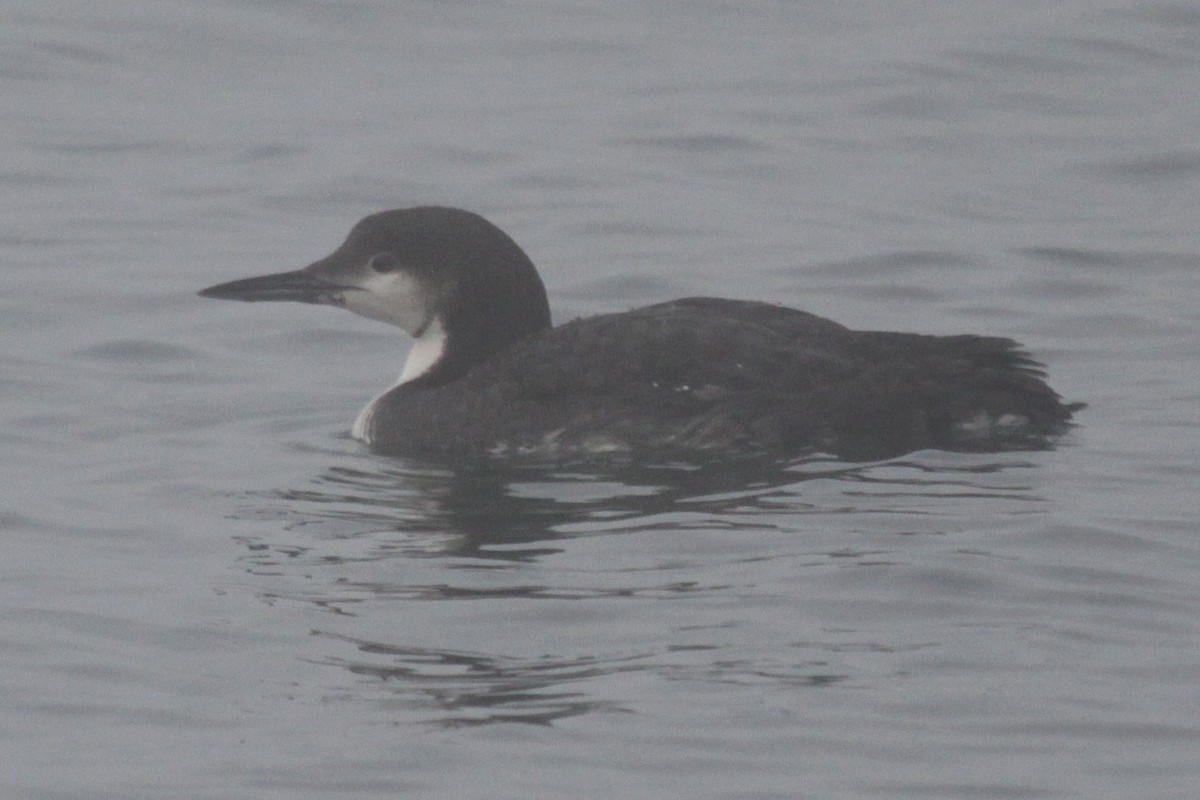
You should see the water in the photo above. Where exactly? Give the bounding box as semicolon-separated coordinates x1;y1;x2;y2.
4;1;1199;797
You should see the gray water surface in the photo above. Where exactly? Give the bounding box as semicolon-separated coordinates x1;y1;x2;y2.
4;1;1200;798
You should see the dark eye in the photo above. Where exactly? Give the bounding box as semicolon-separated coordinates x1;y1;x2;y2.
368;252;401;273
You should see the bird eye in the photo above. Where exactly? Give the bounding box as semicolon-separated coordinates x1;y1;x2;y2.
368;252;401;273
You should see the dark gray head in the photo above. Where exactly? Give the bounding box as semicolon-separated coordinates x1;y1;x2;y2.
199;207;552;385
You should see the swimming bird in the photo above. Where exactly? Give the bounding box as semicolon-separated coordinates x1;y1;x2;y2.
199;206;1082;461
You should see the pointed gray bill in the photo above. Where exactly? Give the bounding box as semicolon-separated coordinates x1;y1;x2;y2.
198;269;357;306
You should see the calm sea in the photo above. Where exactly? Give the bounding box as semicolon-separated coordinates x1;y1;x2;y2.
3;1;1199;798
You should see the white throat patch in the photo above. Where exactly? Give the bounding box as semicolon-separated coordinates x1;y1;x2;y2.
399;317;447;383
352;317;447;444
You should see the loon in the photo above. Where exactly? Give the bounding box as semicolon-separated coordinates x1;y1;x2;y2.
199;206;1082;461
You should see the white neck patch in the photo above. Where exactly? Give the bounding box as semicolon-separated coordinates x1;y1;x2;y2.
352;317;448;444
398;316;447;383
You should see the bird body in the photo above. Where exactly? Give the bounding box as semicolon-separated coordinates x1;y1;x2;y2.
200;207;1081;461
